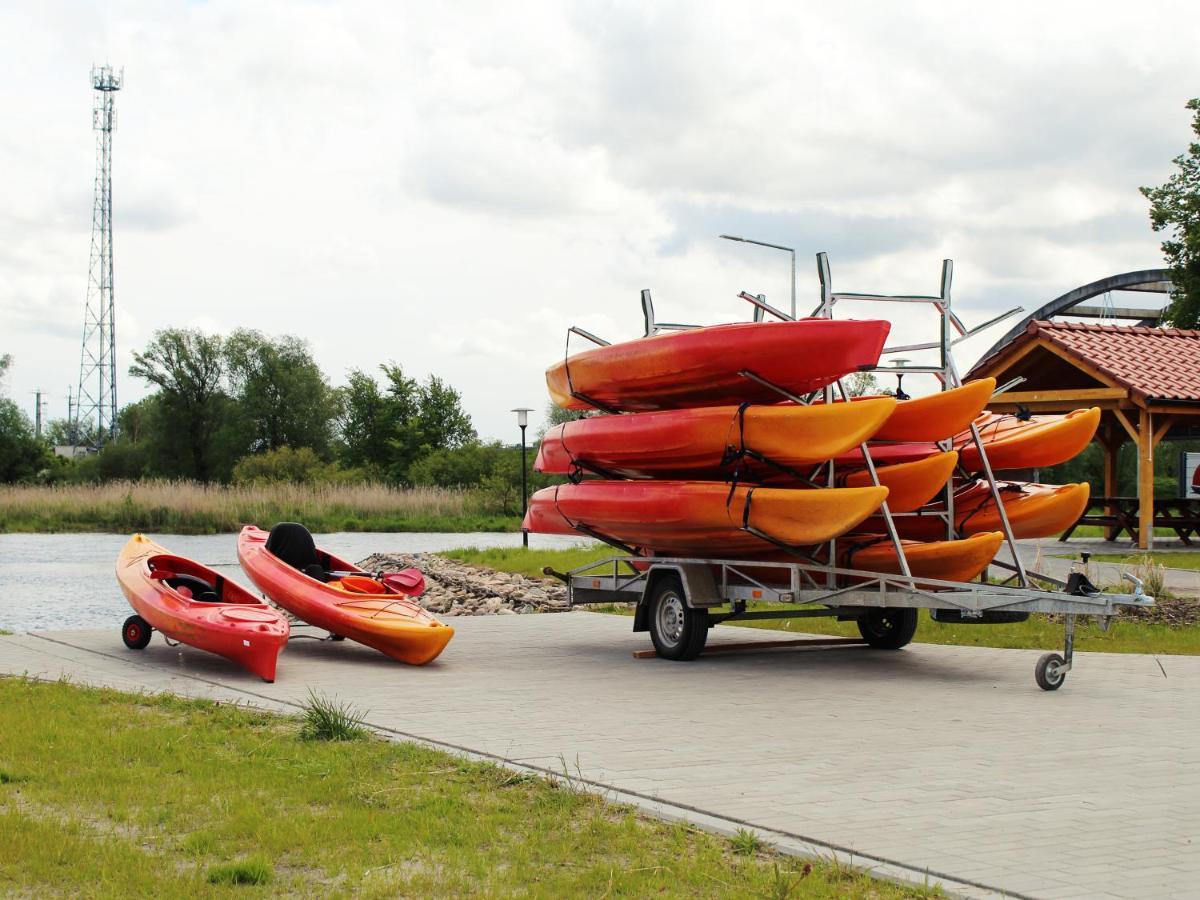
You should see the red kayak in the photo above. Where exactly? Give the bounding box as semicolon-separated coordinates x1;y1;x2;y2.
547;319;890;411
115;534;289;682
238;524;453;665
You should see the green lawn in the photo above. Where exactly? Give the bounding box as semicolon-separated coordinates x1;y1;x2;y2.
1061;551;1200;572
445;547;1200;656
0;678;923;897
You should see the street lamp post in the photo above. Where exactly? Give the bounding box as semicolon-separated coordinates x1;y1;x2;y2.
719;234;796;319
512;408;533;548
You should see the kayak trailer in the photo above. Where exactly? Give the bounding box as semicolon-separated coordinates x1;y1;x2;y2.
549;555;1154;690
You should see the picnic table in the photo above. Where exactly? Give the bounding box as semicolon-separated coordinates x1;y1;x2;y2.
1061;496;1200;544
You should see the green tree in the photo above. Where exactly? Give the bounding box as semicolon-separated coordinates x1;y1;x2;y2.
128;329;228;481
231;446;338;484
1141;98;1200;327
224;330;338;455
0;399;52;482
337;364;476;483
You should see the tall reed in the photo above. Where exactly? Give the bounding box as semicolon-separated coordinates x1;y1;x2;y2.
0;480;513;534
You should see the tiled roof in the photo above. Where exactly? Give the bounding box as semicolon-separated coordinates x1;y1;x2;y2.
973;320;1200;403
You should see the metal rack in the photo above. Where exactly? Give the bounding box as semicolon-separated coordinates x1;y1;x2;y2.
550;250;1152;689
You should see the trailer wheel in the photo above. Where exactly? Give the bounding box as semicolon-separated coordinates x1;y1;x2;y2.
1035;652;1067;691
648;576;709;660
856;609;917;649
121;615;153;650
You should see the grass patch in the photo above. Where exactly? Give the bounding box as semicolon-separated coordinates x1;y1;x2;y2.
206;858;273;886
299;690;368;742
440;543;613;579
1061;551;1200;572
0;678;920;897
0;480;517;534
732;827;767;856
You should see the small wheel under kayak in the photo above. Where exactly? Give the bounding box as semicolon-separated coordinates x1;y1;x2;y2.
857;609;918;649
122;615;152;650
1035;652;1067;691
328;633;346;642
647;575;709;661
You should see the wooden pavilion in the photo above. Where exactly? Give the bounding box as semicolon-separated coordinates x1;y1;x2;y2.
967;320;1200;548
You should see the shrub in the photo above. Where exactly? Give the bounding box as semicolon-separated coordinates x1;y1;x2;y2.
232;446;343;485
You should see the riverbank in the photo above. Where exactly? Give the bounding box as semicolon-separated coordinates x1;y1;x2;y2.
437;547;1200;655
0;481;515;534
0;678;912;897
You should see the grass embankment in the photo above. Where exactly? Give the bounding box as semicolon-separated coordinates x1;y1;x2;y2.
0;481;515;534
1065;551;1200;571
445;547;1200;656
0;678;921;897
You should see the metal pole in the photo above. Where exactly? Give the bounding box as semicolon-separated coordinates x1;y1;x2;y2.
790;247;796;320
520;423;529;548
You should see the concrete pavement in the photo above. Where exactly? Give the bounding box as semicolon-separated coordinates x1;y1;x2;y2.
2;614;1197;899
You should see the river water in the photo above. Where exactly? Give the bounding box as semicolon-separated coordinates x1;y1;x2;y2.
0;532;591;634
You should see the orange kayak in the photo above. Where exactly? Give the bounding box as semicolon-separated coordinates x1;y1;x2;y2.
547;319;890;411
523;481;888;557
115;534;289;682
867;481;1091;541
864;379;995;441
237;525;453;665
536;397;897;478
841;407;1100;472
839;531;1003;583
957;408;1100;471
839;451;957;513
727;530;1003;587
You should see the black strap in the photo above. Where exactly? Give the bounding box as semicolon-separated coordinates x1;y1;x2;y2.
563;329;620;414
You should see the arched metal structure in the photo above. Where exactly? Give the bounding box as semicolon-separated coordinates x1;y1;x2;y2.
978;269;1173;369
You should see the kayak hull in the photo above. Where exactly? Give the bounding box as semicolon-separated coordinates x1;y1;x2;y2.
547;319;891;411
115;534;288;682
523;480;888;556
867;378;995;441
866;482;1091;541
237;526;453;666
536;397;897;478
840;451;958;513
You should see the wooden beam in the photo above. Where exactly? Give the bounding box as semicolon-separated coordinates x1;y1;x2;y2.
991;387;1127;404
1103;431;1120;541
1138;409;1154;550
1153;416;1175;446
970;334;1044;378
1113;408;1140;444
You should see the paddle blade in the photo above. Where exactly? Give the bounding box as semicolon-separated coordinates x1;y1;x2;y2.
382;568;426;597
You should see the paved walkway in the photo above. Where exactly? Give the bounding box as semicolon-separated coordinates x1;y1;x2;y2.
2;615;1197;899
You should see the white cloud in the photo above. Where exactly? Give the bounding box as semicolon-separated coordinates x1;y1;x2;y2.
1;0;1196;438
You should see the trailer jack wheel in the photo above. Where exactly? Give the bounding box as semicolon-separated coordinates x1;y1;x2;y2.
647;576;709;661
1035;652;1067;691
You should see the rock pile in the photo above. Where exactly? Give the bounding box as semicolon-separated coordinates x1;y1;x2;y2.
357;552;570;617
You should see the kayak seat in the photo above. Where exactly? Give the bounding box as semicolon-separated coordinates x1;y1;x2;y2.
166;574;221;602
266;522;329;581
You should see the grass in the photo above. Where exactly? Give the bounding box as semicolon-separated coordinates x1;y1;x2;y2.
448;547;1200;656
441;543;613;578
0;480;516;534
1063;551;1200;571
299;690;368;742
0;678;923;897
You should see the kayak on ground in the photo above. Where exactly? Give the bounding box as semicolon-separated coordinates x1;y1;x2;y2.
237;524;453;666
547;318;891;412
115;533;289;682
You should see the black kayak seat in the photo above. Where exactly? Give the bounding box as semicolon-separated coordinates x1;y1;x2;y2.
266;522;329;582
165;574;221;602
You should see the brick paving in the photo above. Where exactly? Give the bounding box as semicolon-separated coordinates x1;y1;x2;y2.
2;614;1197;898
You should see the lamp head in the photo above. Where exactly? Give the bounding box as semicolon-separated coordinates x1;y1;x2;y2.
512;407;532;429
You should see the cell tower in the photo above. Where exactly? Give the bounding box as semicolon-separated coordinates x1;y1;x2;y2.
74;64;122;448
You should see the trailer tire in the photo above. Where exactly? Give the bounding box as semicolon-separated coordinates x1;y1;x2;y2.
856;609;918;649
647;575;709;661
1035;652;1067;691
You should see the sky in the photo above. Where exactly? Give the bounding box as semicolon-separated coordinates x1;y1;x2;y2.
2;0;1198;440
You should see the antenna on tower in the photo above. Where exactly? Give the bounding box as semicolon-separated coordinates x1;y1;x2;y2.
74;64;122;450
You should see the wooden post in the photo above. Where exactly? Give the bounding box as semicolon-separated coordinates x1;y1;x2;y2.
1102;423;1120;541
1138;409;1154;550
